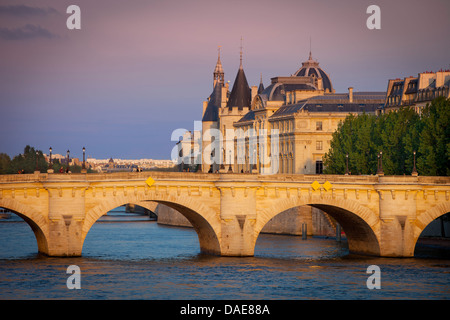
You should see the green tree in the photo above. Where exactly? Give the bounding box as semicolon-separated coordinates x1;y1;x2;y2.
323;102;443;176
379;107;421;175
0;153;11;174
417;97;450;176
323;114;354;174
324;113;379;175
353;113;378;174
8;145;48;174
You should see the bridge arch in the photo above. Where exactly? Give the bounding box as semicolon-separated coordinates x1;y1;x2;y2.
413;201;450;253
83;191;222;256
256;196;381;256
0;198;49;254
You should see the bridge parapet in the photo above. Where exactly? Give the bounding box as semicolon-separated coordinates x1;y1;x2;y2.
1;171;449;184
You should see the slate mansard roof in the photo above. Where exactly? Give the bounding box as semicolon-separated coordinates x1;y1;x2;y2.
270;91;386;118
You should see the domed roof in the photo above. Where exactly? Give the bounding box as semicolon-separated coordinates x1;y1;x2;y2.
293;52;333;92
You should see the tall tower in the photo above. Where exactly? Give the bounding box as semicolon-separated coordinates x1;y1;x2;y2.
213;46;224;89
220;38;252;172
202;47;225;173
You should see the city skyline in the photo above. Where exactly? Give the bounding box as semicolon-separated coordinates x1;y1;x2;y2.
1;0;449;161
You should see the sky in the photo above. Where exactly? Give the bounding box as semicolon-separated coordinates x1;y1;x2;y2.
0;0;449;160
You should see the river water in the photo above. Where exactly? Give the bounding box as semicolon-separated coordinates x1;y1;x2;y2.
0;208;449;301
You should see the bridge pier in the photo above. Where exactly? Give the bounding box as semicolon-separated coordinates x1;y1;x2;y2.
46;216;84;256
218;182;258;256
220;215;256;256
42;182;88;256
377;185;418;257
379;217;416;257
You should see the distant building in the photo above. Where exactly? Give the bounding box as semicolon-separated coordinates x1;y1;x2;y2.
175;130;201;172
107;157;115;168
384;69;450;113
201;46;385;174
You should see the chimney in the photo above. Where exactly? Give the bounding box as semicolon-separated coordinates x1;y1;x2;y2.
251;85;258;102
436;71;445;88
348;87;353;103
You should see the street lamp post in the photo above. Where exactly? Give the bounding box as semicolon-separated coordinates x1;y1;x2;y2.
228;150;232;173
47;147;54;173
220;148;225;171
66;150;70;173
252;148;257;173
345;154;349;175
82;147;87;173
49;147;53;169
210;151;214;173
377;151;384;176
412;150;418;176
35;150;39;173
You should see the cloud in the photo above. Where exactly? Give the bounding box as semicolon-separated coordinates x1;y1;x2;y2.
0;24;60;40
0;5;59;17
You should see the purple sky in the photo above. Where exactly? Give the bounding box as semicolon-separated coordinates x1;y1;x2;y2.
0;0;449;160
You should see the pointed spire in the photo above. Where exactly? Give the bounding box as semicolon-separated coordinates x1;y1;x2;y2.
309;36;312;60
227;40;251;110
214;46;224;74
213;45;224;88
258;73;265;94
239;36;243;69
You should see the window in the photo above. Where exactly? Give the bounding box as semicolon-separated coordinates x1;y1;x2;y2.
316;141;323;150
316;121;322;131
315;160;323;174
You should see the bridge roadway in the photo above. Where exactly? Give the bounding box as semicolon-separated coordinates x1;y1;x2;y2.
0;172;449;257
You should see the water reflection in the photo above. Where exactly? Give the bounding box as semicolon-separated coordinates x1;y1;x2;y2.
255;233;349;260
0;210;449;299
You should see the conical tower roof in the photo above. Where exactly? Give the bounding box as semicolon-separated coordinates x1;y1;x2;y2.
258;74;265;94
226;38;251;110
202;80;222;122
226;67;251;110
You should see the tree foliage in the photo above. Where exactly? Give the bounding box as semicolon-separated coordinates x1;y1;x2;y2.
323;97;449;176
0;145;95;174
7;145;49;174
0;153;11;174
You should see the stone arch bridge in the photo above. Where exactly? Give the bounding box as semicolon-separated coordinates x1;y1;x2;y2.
0;172;449;258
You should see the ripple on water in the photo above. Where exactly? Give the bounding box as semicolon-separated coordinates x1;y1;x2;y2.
1;218;449;299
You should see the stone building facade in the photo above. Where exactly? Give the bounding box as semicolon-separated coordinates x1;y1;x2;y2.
201;48;385;174
384;69;450;113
